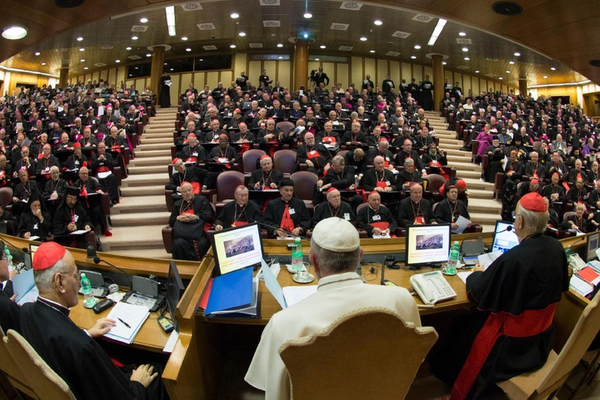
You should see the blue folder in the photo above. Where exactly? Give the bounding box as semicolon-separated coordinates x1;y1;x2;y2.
205;267;253;315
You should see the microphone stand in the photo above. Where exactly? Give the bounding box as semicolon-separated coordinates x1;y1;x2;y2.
86;246;132;289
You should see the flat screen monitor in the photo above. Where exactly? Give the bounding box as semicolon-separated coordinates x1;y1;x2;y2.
491;221;519;254
587;232;600;262
167;261;185;332
211;222;265;275
405;224;452;268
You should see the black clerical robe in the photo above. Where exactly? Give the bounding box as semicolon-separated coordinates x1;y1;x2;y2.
215;200;262;229
361;169;396;191
431;234;569;398
18;210;52;238
311;201;356;228
263;197;310;236
396;198;434;227
356;205;398;237
0;288;20;333
20;298;146;400
169;195;214;261
247;169;284;190
53;202;92;249
433;199;470;225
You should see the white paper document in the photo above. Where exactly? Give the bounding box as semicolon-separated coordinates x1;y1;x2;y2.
452;215;471;234
260;260;287;309
71;229;91;235
282;286;318;307
570;275;594;297
104;302;150;344
477;251;503;269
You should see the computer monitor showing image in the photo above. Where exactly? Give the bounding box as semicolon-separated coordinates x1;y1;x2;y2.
491;221;519;254
211;222;265;275
586;232;599;262
405;224;452;268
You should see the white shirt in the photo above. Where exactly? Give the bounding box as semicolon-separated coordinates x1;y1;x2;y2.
244;272;421;400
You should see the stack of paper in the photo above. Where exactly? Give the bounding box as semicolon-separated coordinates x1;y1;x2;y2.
104;302;150;344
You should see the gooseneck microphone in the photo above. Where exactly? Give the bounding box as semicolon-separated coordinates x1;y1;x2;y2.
86;245;132;289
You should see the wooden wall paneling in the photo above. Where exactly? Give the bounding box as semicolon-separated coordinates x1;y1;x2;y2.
116;68;126;90
92;71;100;83
401;62;412;84
472;77;480;96
351;57;363;89
247;61;261;87
390;61;400;90
108;68;116;87
377;59;388;91
364;58;376;88
337;63;349;89
463;75;472;98
134;78;146;94
233;53;247;76
179;73;192;93
205;72;218;92
263;61;276;87
169;74;180;106
220;70;233;87
193;72;205;88
278;60;291;90
413;64;422;82
322;62;335;86
424;66;433;81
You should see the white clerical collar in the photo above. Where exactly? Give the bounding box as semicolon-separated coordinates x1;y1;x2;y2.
317;271;363;291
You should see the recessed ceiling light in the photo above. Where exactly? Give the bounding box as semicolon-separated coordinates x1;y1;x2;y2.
164;63;167;65
76;36;83;41
514;52;521;56
135;67;139;69
551;67;556;71
40;62;46;66
464;57;470;61
170;68;174;71
543;75;548;79
34;52;40;56
231;12;239;19
411;55;417;59
360;36;367;41
499;76;503;80
458;31;467;36
199;59;203;61
315;57;319;61
84;67;88;70
239;32;246;37
320;45;326;49
304;12;312;19
277;43;283;48
414;44;421;49
462;47;468;52
132;36;138;40
230;44;236;48
80;59;85;62
509;61;515;64
181;36;188;41
2;25;27;40
186;48;192;52
79;48;84;51
140;17;148;23
125;46;132;50
475;70;480;73
115;59;120;63
370;49;375;53
374;20;382;26
506;70;511;73
146;53;152;57
442;61;447;65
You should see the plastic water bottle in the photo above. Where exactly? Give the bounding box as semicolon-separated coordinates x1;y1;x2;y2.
292;237;303;273
446;241;460;275
3;246;12;270
80;273;97;308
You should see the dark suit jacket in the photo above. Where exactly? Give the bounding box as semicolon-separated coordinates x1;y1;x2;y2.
397;197;434;227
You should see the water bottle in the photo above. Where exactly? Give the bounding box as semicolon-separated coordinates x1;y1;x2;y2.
565;245;572;262
3;246;12;270
80;273;97;308
291;237;303;273
446;241;460;275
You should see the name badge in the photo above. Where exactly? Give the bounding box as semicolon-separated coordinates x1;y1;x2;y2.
372;215;381;221
75;160;80;166
309;150;317;156
192;152;198;157
289;208;296;215
74;214;79;222
386;181;391;186
344;213;350;220
385;157;390;161
33;223;38;230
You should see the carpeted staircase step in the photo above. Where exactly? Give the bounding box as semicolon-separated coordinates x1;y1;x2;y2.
141;137;173;145
469;212;504;225
446;161;480;172
111;211;170;227
141;132;175;139
128;165;167;175
465;188;494;199
135;149;171;158
137;143;172;152
129;156;172;167
122;173;168;187
453;170;481;179
113;195;167;214
120;185;166;197
101;224;166;251
461;178;494;191
466;198;502;213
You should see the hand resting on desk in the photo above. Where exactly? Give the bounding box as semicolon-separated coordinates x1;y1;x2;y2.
87;317;116;338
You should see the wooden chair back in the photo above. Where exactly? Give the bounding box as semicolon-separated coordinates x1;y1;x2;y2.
0;327;38;398
279;307;437;400
498;292;600;399
5;330;76;400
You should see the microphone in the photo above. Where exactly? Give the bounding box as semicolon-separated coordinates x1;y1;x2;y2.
258;221;309;240
86;245;132;289
496;225;513;234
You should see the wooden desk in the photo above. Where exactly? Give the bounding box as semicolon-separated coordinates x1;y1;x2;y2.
69;295;170;353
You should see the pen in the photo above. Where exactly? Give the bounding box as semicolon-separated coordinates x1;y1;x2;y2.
117;318;131;329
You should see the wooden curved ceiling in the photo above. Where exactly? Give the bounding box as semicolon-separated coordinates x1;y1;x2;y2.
0;0;597;87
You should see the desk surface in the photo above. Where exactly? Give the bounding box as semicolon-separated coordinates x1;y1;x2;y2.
70;295;170;353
